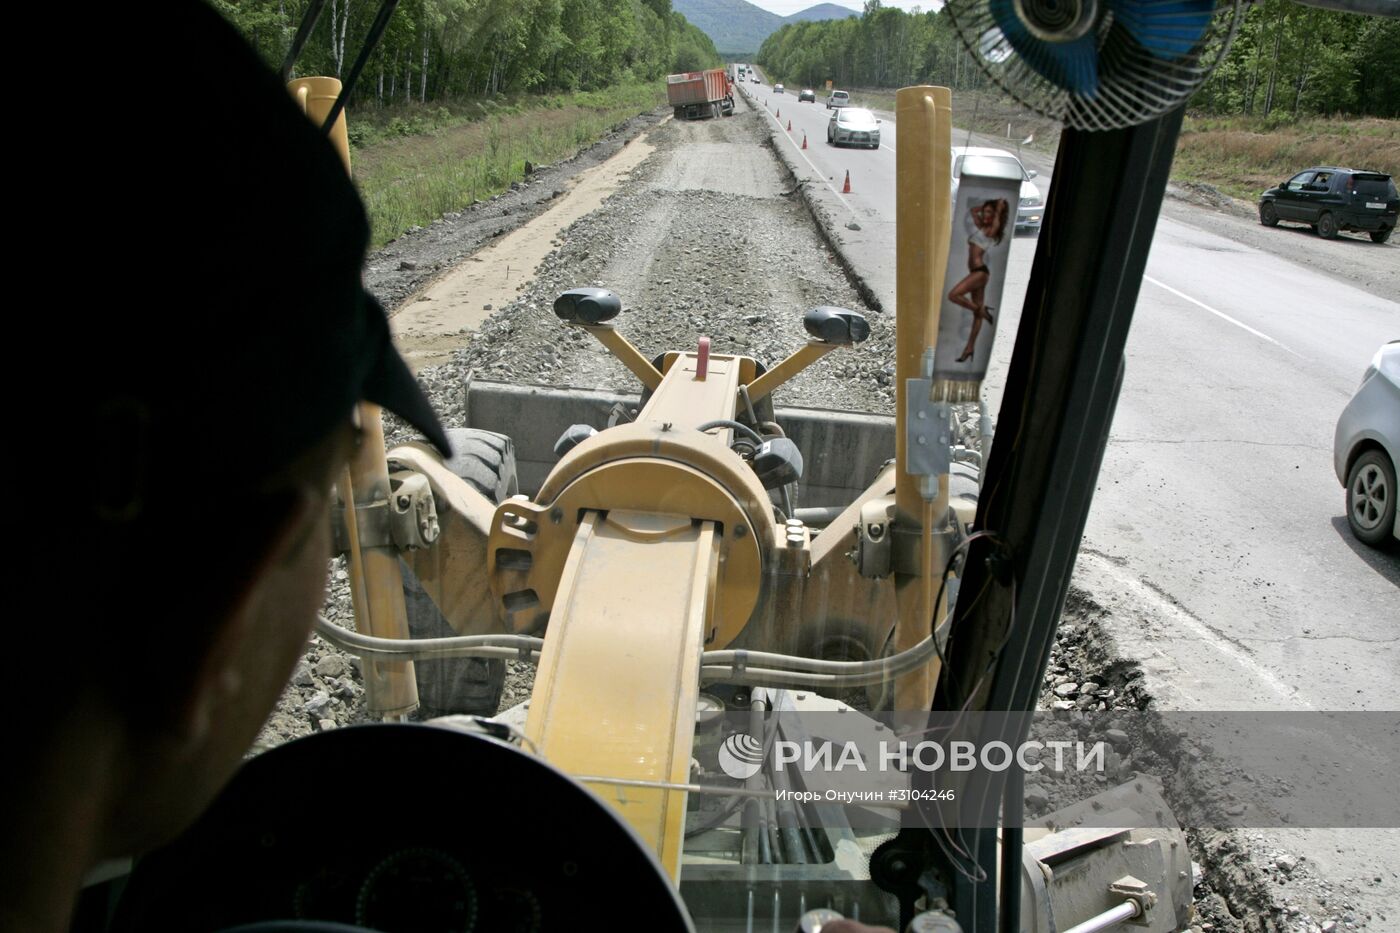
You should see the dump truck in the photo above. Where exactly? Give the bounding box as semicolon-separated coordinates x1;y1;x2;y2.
668;67;733;120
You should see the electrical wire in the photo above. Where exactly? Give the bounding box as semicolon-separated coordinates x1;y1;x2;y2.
320;0;399;135
930;528;1009;708
279;0;328;82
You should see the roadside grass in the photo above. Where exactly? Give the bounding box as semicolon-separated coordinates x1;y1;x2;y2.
350;83;665;247
1172;113;1400;202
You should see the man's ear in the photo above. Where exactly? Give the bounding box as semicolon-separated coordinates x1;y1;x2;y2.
172;485;321;747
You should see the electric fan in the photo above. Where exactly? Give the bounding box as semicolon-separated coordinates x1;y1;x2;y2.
945;0;1246;130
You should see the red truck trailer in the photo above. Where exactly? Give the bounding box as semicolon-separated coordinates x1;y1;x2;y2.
666;68;734;120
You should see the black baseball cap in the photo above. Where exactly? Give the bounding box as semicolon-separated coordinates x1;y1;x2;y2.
88;2;449;523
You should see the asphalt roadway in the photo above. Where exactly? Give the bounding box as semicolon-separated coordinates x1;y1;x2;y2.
738;77;1400;921
743;78;1398;713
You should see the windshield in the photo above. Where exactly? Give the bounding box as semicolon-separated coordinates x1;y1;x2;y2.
74;5;1400;933
954;153;1029;180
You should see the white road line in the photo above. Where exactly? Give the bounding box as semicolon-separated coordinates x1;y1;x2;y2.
756;98;859;217
1144;274;1301;357
1080;552;1316;709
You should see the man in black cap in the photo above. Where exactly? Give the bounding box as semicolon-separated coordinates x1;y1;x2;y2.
2;4;451;930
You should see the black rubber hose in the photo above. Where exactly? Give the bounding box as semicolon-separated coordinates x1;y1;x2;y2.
697;419;764;445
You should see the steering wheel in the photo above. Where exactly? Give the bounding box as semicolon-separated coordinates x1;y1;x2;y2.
113;723;695;932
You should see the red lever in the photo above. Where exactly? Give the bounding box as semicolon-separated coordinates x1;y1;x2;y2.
696;336;711;380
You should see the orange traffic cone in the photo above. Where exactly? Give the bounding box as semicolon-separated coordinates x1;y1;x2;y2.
776;108;781;119
842;170;851;193
801;133;808;149
787;119;792;131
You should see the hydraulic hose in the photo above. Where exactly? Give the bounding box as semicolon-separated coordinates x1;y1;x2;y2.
314;615;543;662
316;612;948;688
696;419;764;445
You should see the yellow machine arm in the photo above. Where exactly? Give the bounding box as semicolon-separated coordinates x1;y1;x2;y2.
329;86;958;877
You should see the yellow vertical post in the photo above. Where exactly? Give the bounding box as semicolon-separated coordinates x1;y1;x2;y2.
893;86;953;711
288;76;352;173
290;76;419;717
337;410;420;718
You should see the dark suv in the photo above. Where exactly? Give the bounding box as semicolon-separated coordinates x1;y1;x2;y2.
1259;167;1397;243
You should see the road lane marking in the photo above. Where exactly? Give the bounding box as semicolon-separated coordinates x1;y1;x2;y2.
751;91;859;217
1143;274;1301;357
1080;551;1316;709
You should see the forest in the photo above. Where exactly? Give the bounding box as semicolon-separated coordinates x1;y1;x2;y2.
756;0;1400;120
213;0;722;104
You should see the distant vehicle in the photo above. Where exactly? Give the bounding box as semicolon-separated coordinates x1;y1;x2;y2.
1259;168;1397;243
827;107;880;149
752;76;760;84
774;84;784;94
826;90;850;110
1335;341;1399;548
950;146;1044;233
666;68;734;120
799;89;816;103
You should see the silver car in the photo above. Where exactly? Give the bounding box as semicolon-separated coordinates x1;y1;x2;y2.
1334;341;1399;547
951;146;1044;232
827;107;880;149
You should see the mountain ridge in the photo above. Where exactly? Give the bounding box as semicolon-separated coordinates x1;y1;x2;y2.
673;0;859;56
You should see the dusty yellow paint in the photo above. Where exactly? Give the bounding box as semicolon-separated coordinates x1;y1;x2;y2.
744;339;840;404
288;76;351;174
582;323;664;390
524;511;716;880
893;87;953;711
338;410;421;718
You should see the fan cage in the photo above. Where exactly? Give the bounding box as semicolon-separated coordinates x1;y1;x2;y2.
946;0;1245;132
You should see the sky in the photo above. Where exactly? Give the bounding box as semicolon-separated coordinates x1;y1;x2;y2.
746;0;941;12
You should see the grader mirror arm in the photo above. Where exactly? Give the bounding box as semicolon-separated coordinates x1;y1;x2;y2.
744;305;870;404
553;286;664;390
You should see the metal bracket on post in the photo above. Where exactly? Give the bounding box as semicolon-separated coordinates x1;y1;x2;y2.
853;496;895;578
904;349;953;500
331;471;440;553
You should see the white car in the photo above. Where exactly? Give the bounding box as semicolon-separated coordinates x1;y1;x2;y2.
1334;341;1399;547
827;107;880;149
774;84;784;94
826;90;850;109
951;146;1044;232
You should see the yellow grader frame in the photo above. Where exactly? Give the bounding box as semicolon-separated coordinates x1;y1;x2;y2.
331;86;966;878
307;79;1194;933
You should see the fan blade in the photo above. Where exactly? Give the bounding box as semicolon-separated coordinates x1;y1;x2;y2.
990;0;1101;95
1109;0;1215;60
